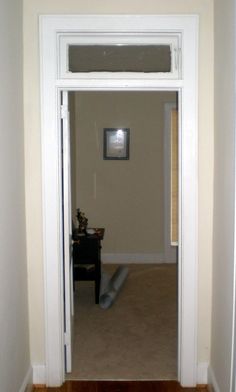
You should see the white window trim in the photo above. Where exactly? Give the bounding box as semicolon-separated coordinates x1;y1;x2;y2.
39;14;198;387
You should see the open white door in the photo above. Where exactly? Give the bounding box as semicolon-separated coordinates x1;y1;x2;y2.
61;90;73;373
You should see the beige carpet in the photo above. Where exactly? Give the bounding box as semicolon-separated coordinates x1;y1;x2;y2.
68;263;177;380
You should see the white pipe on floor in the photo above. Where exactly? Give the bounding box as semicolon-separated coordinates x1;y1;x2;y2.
99;266;129;309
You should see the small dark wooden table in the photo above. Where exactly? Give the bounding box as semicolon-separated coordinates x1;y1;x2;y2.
72;228;105;304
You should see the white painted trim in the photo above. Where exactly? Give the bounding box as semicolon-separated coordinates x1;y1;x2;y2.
177;18;198;383
208;366;221;392
102;253;165;264
164;102;178;263
231;207;236;392
61;91;73;373
19;366;33;392
40;14;198;387
197;362;208;385
56;79;183;90
231;1;236;382
33;365;46;385
40;19;65;387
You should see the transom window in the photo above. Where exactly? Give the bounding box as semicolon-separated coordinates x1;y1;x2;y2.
68;44;171;73
59;33;182;79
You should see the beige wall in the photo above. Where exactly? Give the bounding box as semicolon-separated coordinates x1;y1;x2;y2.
71;91;176;255
211;0;236;390
23;0;213;366
0;0;30;390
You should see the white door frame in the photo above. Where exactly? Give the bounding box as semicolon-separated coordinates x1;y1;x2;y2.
61;90;74;372
40;14;198;387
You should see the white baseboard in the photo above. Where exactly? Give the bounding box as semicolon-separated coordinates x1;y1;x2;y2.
208;365;221;392
33;364;46;385
19;366;33;392
102;253;165;264
197;362;208;384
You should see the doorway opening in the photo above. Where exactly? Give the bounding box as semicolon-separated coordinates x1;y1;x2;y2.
63;90;179;380
40;14;198;387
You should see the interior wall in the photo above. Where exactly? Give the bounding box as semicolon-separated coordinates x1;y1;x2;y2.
71;91;176;259
211;0;236;390
0;0;30;390
23;0;213;371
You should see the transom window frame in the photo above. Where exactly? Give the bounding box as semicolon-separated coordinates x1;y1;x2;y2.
58;33;181;79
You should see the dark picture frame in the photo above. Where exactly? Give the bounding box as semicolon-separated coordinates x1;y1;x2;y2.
103;128;130;160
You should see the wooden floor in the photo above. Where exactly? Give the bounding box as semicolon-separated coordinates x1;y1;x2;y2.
33;380;208;391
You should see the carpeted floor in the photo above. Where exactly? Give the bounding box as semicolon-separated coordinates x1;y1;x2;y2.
68;264;177;380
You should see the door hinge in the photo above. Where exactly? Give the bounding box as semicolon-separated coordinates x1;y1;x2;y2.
64;332;70;346
60;104;69;119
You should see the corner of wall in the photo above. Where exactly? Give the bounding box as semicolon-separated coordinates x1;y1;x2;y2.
19;366;33;392
208;365;221;392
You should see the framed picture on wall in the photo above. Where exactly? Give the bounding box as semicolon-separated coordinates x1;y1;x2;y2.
103;128;130;160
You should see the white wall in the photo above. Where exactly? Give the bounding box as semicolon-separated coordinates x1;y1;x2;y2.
0;0;30;391
210;0;236;390
24;0;213;370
